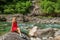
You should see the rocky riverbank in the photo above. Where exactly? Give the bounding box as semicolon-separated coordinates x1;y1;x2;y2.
0;28;60;40
0;14;60;24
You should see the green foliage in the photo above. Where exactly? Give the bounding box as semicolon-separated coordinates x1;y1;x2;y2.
40;0;60;14
15;1;32;14
0;0;32;14
40;1;55;13
47;6;54;13
4;4;15;14
54;4;60;13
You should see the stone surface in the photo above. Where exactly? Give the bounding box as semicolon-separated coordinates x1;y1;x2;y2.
28;28;57;40
54;36;60;40
30;37;41;40
0;16;7;22
0;14;60;23
36;28;55;38
1;28;60;40
0;32;30;40
54;30;60;37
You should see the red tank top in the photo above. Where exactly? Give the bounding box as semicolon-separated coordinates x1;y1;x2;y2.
11;21;18;32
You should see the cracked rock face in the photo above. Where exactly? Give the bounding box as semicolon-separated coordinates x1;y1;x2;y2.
0;32;30;40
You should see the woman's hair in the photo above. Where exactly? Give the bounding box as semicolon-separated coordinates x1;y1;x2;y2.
12;16;17;22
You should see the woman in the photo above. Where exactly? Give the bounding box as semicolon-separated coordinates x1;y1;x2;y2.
11;16;21;36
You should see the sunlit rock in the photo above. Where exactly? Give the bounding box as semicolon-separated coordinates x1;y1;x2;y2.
54;36;60;40
29;26;38;37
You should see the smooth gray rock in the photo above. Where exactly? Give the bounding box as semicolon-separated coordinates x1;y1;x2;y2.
0;32;30;40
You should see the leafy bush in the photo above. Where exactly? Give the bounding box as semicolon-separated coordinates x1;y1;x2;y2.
40;0;60;14
54;3;60;13
0;0;32;14
15;1;32;14
4;5;15;14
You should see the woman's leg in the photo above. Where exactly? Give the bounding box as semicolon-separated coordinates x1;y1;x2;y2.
17;28;21;34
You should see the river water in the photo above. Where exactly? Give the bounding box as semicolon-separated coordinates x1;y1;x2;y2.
0;22;60;35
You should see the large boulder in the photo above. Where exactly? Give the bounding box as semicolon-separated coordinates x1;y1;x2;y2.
28;27;55;40
36;28;55;39
0;32;30;40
